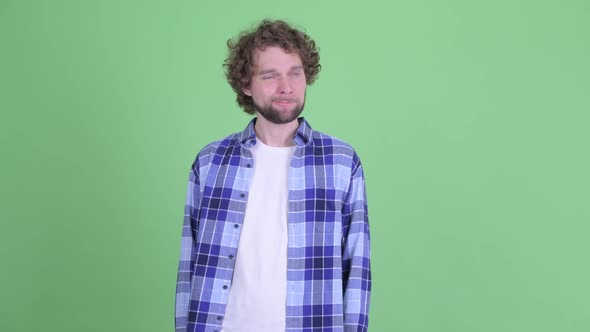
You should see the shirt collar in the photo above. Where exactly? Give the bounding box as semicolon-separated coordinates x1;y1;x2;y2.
238;117;314;148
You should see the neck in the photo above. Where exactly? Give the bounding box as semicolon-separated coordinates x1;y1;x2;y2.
254;116;299;147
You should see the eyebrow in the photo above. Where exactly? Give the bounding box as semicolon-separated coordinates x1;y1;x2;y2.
256;65;304;75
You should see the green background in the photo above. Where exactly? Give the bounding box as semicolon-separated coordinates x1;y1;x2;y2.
1;0;589;331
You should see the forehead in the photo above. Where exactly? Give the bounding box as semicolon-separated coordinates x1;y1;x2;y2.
252;46;303;70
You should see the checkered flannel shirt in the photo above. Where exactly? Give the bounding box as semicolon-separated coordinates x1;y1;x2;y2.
175;118;371;331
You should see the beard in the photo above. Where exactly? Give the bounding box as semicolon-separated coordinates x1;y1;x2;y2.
254;97;305;124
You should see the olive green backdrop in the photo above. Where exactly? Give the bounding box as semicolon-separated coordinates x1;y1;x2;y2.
1;0;589;331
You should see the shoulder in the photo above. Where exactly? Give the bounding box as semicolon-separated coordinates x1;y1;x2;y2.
310;130;355;153
310;130;360;157
309;130;363;171
191;131;243;169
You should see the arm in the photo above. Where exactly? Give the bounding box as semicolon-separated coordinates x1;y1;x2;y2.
175;159;201;331
342;153;371;332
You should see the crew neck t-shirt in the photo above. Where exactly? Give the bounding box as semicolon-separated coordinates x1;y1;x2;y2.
221;138;296;332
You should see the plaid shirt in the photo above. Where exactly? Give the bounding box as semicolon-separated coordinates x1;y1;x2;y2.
175;118;371;332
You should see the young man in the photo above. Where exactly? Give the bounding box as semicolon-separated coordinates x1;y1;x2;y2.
175;19;371;332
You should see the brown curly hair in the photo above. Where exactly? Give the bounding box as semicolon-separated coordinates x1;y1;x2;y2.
224;19;321;114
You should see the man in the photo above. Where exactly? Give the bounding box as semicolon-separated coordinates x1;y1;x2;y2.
175;19;371;332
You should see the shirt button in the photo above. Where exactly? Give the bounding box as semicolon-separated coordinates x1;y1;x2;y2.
246;163;251;168
234;224;239;228
223;285;228;289
240;193;245;198
217;316;223;321
228;255;234;259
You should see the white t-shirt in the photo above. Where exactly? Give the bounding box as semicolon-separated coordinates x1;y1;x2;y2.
221;138;296;332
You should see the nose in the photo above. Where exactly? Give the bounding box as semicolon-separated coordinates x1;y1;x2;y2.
277;76;292;94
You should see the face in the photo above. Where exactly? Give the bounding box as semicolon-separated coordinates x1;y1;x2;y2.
242;46;307;124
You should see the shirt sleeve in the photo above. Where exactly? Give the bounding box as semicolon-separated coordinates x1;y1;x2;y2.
175;158;201;332
342;153;371;331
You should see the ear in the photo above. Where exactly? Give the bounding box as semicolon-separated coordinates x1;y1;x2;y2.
242;87;252;96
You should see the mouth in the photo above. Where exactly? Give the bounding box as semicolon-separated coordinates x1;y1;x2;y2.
272;99;296;105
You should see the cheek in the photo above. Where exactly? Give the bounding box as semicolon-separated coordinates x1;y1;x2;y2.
251;88;276;106
256;83;277;96
250;84;270;98
295;81;307;96
295;76;307;88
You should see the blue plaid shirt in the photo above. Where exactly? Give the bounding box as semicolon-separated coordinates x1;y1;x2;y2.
175;118;371;331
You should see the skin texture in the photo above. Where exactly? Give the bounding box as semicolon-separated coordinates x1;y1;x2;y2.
242;46;307;147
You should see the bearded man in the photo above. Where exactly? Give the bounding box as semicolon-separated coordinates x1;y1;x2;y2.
175;19;372;332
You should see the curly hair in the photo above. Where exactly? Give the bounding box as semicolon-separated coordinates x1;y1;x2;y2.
223;19;321;114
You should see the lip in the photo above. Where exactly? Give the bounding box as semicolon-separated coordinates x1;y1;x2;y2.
273;100;296;104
